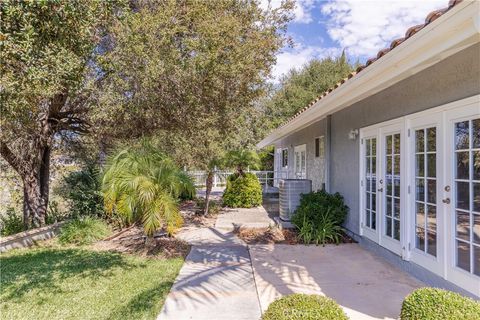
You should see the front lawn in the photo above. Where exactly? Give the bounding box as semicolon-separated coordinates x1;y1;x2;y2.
0;246;183;320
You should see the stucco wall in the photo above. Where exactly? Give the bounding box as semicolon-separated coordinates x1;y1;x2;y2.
274;119;327;191
331;43;480;234
273;43;480;234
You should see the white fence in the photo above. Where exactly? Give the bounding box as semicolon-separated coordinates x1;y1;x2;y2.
187;169;278;189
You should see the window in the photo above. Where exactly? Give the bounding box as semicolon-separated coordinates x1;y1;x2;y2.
282;149;288;167
315;136;325;158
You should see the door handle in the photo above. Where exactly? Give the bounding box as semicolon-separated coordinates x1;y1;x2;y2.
442;198;450;204
377;188;383;192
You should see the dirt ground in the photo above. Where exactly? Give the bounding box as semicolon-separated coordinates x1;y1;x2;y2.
91;200;220;259
235;227;299;245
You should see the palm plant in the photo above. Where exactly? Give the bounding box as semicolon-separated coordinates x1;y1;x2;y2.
102;142;195;236
223;150;260;175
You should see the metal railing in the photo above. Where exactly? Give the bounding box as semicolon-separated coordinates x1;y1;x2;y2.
186;169;280;189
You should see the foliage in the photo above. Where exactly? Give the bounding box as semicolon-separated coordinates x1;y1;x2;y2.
59;217;111;245
223;173;262;208
0;247;183;319
102;141;195;236
223;150;261;175
400;288;480;320
258;146;275;171
58;165;105;218
0;207;24;236
292;190;348;245
45;201;68;225
262;294;348;320
94;0;293;170
258;54;355;132
0;0;124;227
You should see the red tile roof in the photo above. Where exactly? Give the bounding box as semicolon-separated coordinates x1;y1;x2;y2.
277;0;463;129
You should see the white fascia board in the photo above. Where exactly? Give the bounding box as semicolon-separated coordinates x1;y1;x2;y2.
257;0;480;149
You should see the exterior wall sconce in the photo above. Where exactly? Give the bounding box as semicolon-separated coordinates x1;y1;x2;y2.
348;129;359;140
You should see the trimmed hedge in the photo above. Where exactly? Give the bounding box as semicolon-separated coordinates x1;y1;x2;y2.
222;172;262;208
262;294;348;320
400;288;480;320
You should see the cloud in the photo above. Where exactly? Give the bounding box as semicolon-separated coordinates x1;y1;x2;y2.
272;44;341;80
260;0;316;23
321;0;446;57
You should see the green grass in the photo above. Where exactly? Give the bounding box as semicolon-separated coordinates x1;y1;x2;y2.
0;247;183;320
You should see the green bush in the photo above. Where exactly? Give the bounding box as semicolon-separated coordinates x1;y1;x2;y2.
262;294;348;320
59;217;111;245
400;288;480;320
0;207;24;236
59;165;104;219
45;201;68;225
292;190;348;245
222;173;262;208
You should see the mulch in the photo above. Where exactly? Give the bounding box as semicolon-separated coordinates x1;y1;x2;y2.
93;226;190;260
236;227;355;245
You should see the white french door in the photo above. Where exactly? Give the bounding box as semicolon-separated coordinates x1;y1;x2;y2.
360;121;404;256
444;104;480;296
360;96;479;297
379;122;404;255
294;144;306;179
407;113;445;275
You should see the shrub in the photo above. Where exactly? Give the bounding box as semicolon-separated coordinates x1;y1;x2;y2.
45;201;68;225
262;294;348;320
400;288;480;320
0;207;24;236
222;172;262;208
102;141;195;236
59;217;111;245
292;190;348;245
59;165;104;219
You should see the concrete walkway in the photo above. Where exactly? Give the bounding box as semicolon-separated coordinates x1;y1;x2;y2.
215;206;276;231
158;228;262;320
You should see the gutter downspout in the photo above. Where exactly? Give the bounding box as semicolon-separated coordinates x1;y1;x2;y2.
325;115;332;192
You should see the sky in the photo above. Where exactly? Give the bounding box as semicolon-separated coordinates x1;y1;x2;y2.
262;0;447;81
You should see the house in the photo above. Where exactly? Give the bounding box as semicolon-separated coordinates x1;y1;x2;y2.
258;0;480;298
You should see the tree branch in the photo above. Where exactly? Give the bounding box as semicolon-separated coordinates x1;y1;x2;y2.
0;140;21;173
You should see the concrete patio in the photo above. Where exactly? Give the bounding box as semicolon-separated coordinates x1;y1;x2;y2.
250;243;423;320
161;197;424;320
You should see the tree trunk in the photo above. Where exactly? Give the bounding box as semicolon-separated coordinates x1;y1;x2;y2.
21;146;50;228
204;170;214;215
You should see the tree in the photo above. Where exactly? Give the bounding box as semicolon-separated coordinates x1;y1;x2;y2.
102;141;195;236
259;52;355;131
223;150;261;175
93;0;293;213
0;1;123;227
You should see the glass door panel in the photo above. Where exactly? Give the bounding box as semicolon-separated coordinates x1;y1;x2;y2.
454;118;480;276
385;133;401;241
415;127;437;257
365;137;377;230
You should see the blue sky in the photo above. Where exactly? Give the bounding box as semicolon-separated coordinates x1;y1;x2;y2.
262;0;447;80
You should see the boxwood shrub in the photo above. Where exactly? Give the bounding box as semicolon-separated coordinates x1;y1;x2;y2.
262;294;348;320
400;288;480;320
222;172;262;208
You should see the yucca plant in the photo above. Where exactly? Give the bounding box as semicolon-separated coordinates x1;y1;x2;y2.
102;142;196;236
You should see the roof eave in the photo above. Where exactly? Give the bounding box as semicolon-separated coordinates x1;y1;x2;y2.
257;0;479;149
